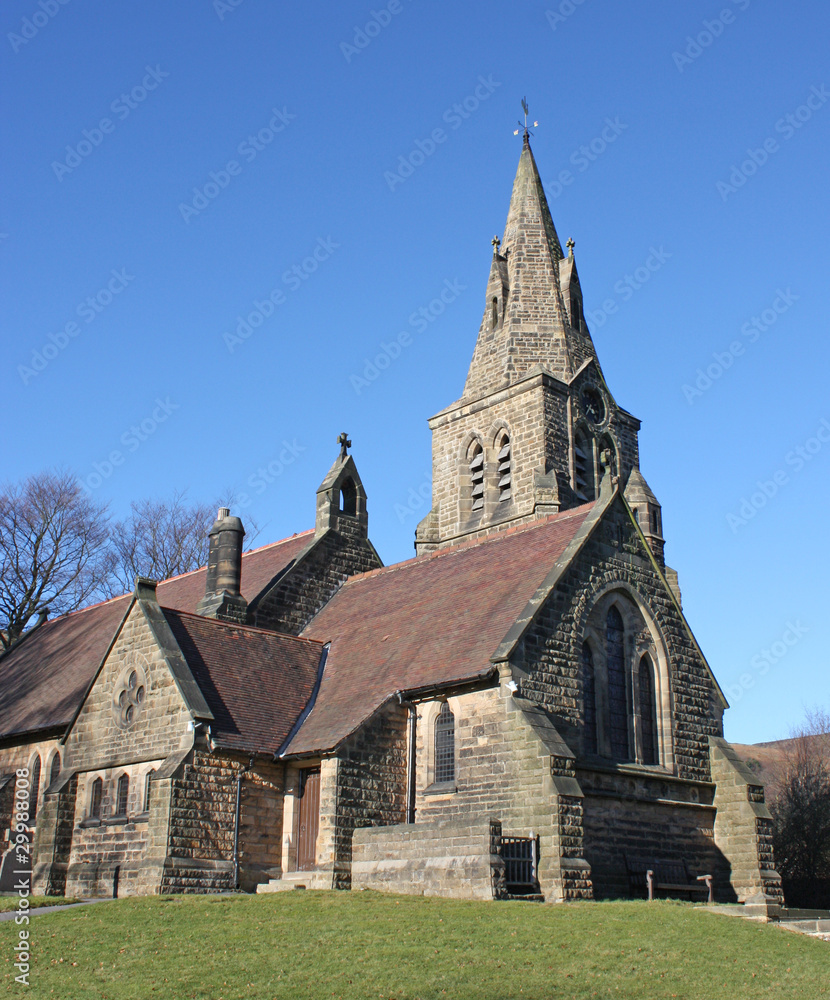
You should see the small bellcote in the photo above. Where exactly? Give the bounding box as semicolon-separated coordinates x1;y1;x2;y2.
316;434;369;537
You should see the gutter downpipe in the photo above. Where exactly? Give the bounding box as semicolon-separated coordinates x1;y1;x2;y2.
232;756;254;890
397;693;417;825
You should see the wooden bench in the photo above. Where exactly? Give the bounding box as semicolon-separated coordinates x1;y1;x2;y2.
624;854;713;903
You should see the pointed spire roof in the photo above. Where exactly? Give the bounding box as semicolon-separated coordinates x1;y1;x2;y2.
463;138;599;399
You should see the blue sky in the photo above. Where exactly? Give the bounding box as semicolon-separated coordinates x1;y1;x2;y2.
2;0;828;744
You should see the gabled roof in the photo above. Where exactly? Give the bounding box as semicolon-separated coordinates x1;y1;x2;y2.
162;610;324;755
0;532;313;742
288;504;595;756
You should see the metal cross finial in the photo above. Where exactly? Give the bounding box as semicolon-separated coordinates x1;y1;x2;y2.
491;235;501;255
513;97;539;141
337;432;351;459
566;238;575;255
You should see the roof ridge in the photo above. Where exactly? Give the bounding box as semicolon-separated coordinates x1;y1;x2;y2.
342;504;595;586
162;606;325;645
39;529;315;625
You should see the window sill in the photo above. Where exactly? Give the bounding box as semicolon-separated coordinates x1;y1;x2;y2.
79;818;101;829
423;781;457;796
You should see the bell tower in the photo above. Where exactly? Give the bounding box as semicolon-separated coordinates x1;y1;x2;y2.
415;130;657;558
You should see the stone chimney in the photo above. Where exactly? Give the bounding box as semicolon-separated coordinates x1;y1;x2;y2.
195;508;248;623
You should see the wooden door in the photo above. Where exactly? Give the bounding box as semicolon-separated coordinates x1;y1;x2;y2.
296;768;320;871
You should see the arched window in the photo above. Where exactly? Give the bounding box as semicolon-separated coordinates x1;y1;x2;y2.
116;774;130;817
570;290;583;331
469;443;485;513
606;606;629;760
574;432;595;501
496;434;512;503
339;478;357;516
582;642;597;755
434;703;455;784
28;755;41;824
49;752;61;787
143;770;155;813
491;297;498;329
638;655;658;765
90;778;103;820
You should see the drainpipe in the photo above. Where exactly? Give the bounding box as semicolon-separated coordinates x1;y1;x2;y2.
232;757;254;890
397;694;417;824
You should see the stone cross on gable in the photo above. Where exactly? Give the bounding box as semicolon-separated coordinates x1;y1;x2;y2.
338;432;352;459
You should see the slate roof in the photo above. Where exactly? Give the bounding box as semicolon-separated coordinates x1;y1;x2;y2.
289;505;595;756
0;532;313;742
162;610;324;755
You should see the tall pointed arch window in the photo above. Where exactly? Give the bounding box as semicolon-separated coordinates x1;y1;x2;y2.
90;778;103;820
638;655;658;765
582;641;598;755
491;297;498;329
49;752;61;789
469;443;485;512
115;774;130;817
434;703;456;784
606;606;629;760
497;434;512;502
574;432;595;501
144;770;156;813
28;755;41;823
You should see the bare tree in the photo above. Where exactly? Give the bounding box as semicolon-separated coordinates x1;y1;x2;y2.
769;707;830;909
0;470;111;650
107;490;261;596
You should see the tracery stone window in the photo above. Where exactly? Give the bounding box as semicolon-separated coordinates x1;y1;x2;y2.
113;662;148;730
581;592;670;768
581;641;598;755
434;703;455;784
605;606;630;760
638;655;658;766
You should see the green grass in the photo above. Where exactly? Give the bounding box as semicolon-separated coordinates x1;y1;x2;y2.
1;891;826;999
0;896;75;913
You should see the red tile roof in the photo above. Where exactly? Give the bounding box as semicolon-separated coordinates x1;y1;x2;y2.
162;610;324;754
289;506;594;755
0;532;313;742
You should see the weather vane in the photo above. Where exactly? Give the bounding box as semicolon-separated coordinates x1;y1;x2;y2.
513;98;538;140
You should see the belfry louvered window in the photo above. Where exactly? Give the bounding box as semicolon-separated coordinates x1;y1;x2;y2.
434;703;456;784
470;444;485;512
497;435;512;502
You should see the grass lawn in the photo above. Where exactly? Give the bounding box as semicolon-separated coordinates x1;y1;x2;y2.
0;897;75;913
0;891;826;999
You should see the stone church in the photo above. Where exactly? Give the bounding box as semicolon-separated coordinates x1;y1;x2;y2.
0;134;782;907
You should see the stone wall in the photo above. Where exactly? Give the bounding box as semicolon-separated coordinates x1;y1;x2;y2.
709;737;783;904
413;685;592;901
323;702;408;889
579;766;718;899
352;817;504;899
251;526;381;636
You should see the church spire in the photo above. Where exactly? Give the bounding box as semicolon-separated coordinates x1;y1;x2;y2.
462;136;598;400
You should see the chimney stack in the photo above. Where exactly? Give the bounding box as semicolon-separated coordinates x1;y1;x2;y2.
196;508;248;623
